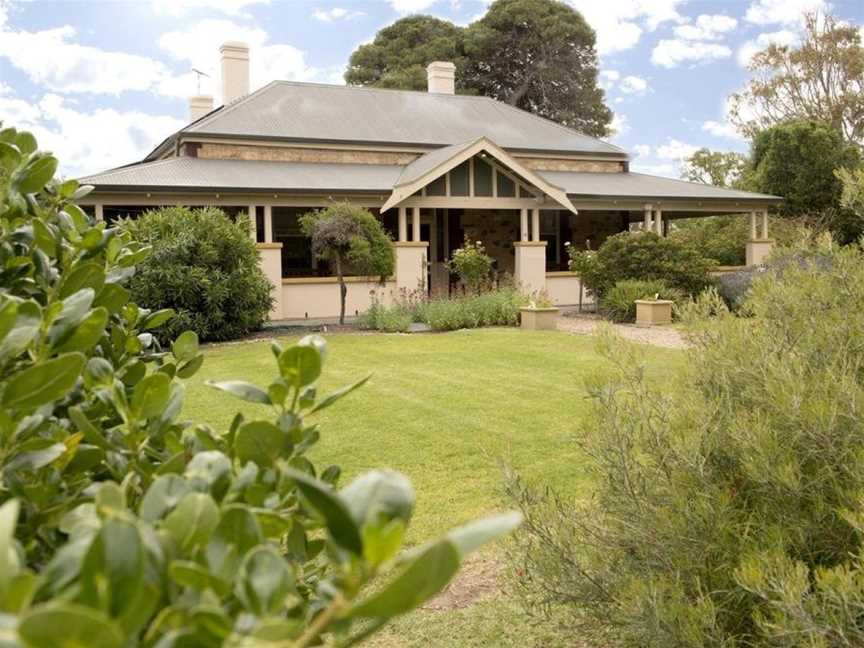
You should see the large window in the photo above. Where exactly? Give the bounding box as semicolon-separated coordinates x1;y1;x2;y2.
272;207;316;277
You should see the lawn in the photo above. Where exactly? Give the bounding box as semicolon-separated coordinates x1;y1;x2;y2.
184;328;684;646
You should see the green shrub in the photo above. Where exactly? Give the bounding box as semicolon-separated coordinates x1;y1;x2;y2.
0;126;519;646
568;231;716;298
670;215;747;265
599;279;684;323
120;206;272;342
357;296;413;333
446;237;494;293
509;233;864;647
423;287;525;331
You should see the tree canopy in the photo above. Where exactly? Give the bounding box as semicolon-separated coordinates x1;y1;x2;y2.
681;148;748;188
730;13;864;144
344;0;612;137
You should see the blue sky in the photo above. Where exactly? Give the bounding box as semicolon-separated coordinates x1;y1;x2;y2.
0;0;861;177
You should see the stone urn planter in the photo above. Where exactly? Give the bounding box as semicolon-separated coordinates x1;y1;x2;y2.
635;299;673;326
520;306;560;331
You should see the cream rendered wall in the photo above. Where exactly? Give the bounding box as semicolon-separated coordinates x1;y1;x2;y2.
280;279;396;320
545;273;592;306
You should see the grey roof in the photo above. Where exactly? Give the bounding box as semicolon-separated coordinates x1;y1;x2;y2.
395;140;473;187
79;157;401;193
81;157;781;205
179;81;626;157
542;171;781;202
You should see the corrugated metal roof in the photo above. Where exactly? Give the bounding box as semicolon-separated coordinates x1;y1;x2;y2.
395;140;474;187
182;81;626;157
80;157;401;192
81;158;781;204
541;171;781;202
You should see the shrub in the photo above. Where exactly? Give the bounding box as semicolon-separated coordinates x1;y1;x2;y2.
446;237;494;293
568;231;716;298
300;203;394;324
670;215;748;265
0;126;519;645
599;279;684;323
121;206;272;342
357;294;413;333
423;287;525;331
508;233;864;647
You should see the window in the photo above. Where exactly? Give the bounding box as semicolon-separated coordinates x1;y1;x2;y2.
540;211;560;271
272;207;315;277
496;170;515;197
426;174;446;196
255;206;265;243
473;158;493;196
450;161;470;196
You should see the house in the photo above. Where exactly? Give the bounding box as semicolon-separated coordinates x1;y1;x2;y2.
80;41;780;321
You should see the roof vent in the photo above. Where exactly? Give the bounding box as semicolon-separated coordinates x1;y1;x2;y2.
427;61;455;95
188;95;213;122
220;41;250;106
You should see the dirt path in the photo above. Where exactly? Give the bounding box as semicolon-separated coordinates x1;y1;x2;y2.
557;314;688;349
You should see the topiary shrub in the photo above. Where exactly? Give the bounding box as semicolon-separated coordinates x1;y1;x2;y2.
599;279;684;323
121;206;272;342
568;231;716;298
0;125;519;646
508;233;864;647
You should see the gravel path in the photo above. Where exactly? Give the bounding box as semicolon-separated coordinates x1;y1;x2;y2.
557;313;688;349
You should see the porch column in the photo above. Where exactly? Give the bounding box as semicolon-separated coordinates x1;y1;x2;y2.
94;204;104;222
412;206;421;242
248;205;257;241
531;208;540;242
746;209;774;266
395;241;428;293
515;240;547;297
520;208;529;242
398;207;407;242
749;211;758;239
654;209;663;236
257;241;284;320
643;204;651;231
761;210;769;239
264;205;273;243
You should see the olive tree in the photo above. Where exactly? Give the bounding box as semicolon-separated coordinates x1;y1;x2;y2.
300;203;394;324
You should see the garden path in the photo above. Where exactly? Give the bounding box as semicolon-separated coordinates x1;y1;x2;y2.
557;313;688;349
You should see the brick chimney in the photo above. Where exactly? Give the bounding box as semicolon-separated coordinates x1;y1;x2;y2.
188;95;213;122
426;61;455;95
220;41;250;105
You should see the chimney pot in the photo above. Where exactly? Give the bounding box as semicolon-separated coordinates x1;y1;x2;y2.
220;41;250;106
426;61;456;95
188;95;213;122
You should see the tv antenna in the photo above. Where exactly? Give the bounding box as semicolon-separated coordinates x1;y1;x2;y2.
192;68;210;95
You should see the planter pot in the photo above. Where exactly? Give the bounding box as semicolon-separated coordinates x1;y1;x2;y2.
520;307;560;331
635;299;673;326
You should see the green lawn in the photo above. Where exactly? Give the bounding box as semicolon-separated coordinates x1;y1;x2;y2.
184;328;683;646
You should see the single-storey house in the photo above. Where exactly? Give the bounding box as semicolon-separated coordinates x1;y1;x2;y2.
80;41;780;321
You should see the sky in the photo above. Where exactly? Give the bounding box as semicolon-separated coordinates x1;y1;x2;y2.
0;0;861;178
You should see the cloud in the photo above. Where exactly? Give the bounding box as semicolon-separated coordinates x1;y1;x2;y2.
737;29;798;66
702;119;743;140
599;70;649;97
313;7;364;21
744;0;826;26
631;162;677;178
651;39;731;68
619;75;648;95
673;14;737;41
390;0;439;13
0;86;184;177
633;144;651;157
151;0;271;17
656;138;699;161
566;0;686;55
610;112;630;137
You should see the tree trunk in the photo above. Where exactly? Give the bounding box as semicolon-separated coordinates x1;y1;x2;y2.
336;255;347;325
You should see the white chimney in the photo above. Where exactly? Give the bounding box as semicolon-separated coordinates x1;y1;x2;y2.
189;95;213;121
427;61;455;95
220;41;250;105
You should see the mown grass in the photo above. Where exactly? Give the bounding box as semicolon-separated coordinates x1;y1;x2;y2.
184;328;683;646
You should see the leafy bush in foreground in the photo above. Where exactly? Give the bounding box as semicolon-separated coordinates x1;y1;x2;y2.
568;231;716;298
0;126;519;646
509;234;864;647
599;279;684;323
121;206;273;342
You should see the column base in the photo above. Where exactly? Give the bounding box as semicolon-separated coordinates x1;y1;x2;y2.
514;241;547;297
746;239;774;266
257;243;284;320
394;242;428;293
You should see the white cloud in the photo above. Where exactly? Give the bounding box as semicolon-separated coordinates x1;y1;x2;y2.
0;86;184;177
631;162;677;178
673;14;737;41
151;0;270;17
656;138;699;161
567;0;686;55
702;119;743;140
737;29;798;66
651;39;731;68
744;0;826;26
610;112;629;137
599;69;620;90
313;7;364;21
633;144;651;157
390;0;439;13
619;75;648;95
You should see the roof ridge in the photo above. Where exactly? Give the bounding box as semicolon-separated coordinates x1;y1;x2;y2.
183;80;282;133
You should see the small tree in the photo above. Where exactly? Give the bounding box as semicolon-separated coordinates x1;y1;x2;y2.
300;203;394;324
447;237;493;293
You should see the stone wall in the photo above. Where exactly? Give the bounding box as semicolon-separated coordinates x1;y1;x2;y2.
459;210;520;275
196;143;418;165
517;158;624;172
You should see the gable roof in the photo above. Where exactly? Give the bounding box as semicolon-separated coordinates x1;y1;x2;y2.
174;81;627;158
381;136;578;214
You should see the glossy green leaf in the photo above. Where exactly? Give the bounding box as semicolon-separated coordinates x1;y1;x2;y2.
58;262;105;300
205;505;262;579
54;307;108;354
82;519;144;618
18;603;124;648
176;354;203;379
140;308;175;330
341;470;414;527
206;380;270;405
362;519;405;568
12;131;36;155
163;492;220;553
172;330;199;363
0;500;20;592
0;301;40;362
285;467;362;555
234;421;285;466
169;560;219;592
140;474;192;522
278;345;321;387
446;511;523;557
93;283;130;314
2;353;85;411
235;546;293;616
131;372;171;420
15;154;57;194
309;374;371;414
